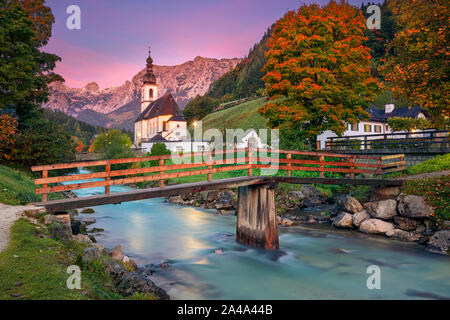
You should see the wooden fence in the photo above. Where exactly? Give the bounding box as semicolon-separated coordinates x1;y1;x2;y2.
31;148;406;202
326;130;449;150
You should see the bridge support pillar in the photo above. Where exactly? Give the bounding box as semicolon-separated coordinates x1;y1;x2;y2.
236;184;279;250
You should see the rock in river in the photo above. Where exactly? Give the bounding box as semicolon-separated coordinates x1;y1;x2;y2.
352;210;370;228
359;219;395;235
364;199;397;220
332;212;353;229
117;272;170;300
397;194;434;218
341;196;363;214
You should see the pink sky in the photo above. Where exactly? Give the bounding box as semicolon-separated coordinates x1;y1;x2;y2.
44;0;380;88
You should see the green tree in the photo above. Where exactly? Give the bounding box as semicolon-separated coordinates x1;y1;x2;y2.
149;143;171;156
93;129;132;154
0;0;62;120
9;116;76;166
183;95;218;123
259;1;380;146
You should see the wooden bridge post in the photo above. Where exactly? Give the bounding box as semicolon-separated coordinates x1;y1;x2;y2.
105;160;111;195
247;147;253;176
159;158;165;187
286;152;291;177
207;152;212;182
236;184;279;250
42;170;48;202
377;158;383;178
319;155;325;178
349;156;355;179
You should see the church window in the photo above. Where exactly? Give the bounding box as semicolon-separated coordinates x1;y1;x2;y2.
149;88;153;98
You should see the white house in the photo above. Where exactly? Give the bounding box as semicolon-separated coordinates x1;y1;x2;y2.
316;103;429;149
134;49;209;153
236;129;271;149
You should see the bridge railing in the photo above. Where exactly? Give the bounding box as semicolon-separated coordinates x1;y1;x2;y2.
326;130;449;150
31;148;406;202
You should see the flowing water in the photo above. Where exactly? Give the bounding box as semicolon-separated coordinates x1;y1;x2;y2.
69;171;450;299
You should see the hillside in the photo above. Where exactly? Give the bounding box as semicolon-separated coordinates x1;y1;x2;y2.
201;97;269;133
42;109;107;150
44;57;241;131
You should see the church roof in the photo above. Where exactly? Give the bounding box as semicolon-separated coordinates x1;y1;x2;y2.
135;93;185;122
144;133;168;143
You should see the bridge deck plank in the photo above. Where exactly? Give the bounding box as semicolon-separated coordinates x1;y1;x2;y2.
35;176;404;212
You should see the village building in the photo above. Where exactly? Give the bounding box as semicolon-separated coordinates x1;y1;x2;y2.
134;49;209;153
316;103;429;149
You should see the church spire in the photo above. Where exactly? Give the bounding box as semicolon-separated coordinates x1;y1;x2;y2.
143;46;157;85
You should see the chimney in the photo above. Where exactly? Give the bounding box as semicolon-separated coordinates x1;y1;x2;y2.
385;104;395;113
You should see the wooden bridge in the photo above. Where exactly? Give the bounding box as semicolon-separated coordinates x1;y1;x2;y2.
32;148;405;250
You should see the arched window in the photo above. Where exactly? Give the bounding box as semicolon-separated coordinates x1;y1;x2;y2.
149;88;153;98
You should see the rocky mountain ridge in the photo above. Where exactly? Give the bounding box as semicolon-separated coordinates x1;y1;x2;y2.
44;56;241;130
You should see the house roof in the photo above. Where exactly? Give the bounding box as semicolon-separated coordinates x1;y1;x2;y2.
144;133;168;143
365;104;426;123
135;93;185;122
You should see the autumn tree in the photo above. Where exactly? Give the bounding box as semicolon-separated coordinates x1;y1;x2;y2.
0;114;17;160
259;1;380;146
383;0;449;128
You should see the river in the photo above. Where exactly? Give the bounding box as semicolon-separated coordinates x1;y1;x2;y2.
69;172;450;300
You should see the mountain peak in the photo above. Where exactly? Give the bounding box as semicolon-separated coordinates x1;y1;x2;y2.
85;82;100;92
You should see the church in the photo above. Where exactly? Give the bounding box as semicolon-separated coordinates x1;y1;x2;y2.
134;49;192;152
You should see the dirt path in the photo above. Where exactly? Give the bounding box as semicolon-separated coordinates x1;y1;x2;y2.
398;170;450;181
0;204;44;252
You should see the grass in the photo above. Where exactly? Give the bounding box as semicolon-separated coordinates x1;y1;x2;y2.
388;153;450;178
201;97;269;133
0;218;156;300
402;175;450;230
0;219;115;299
0;165;64;205
404;153;450;175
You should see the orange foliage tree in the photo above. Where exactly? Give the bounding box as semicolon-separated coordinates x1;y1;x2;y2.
259;1;380;145
0;114;18;160
383;0;449;128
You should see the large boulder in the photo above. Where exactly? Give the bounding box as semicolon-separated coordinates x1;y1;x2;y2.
104;259;127;284
110;245;124;261
215;191;235;210
44;214;71;230
72;234;93;244
426;230;450;255
82;247;102;263
341;196;363;214
364;199;397;220
393;216;418;231
117;272;170;300
397;194;434;218
370;187;400;202
386;229;421;242
332;212;353;229
359;219;395;235
74;216;96;226
353;210;370;228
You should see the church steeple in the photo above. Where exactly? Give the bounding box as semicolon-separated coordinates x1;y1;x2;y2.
143;47;157;85
141;47;158;112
